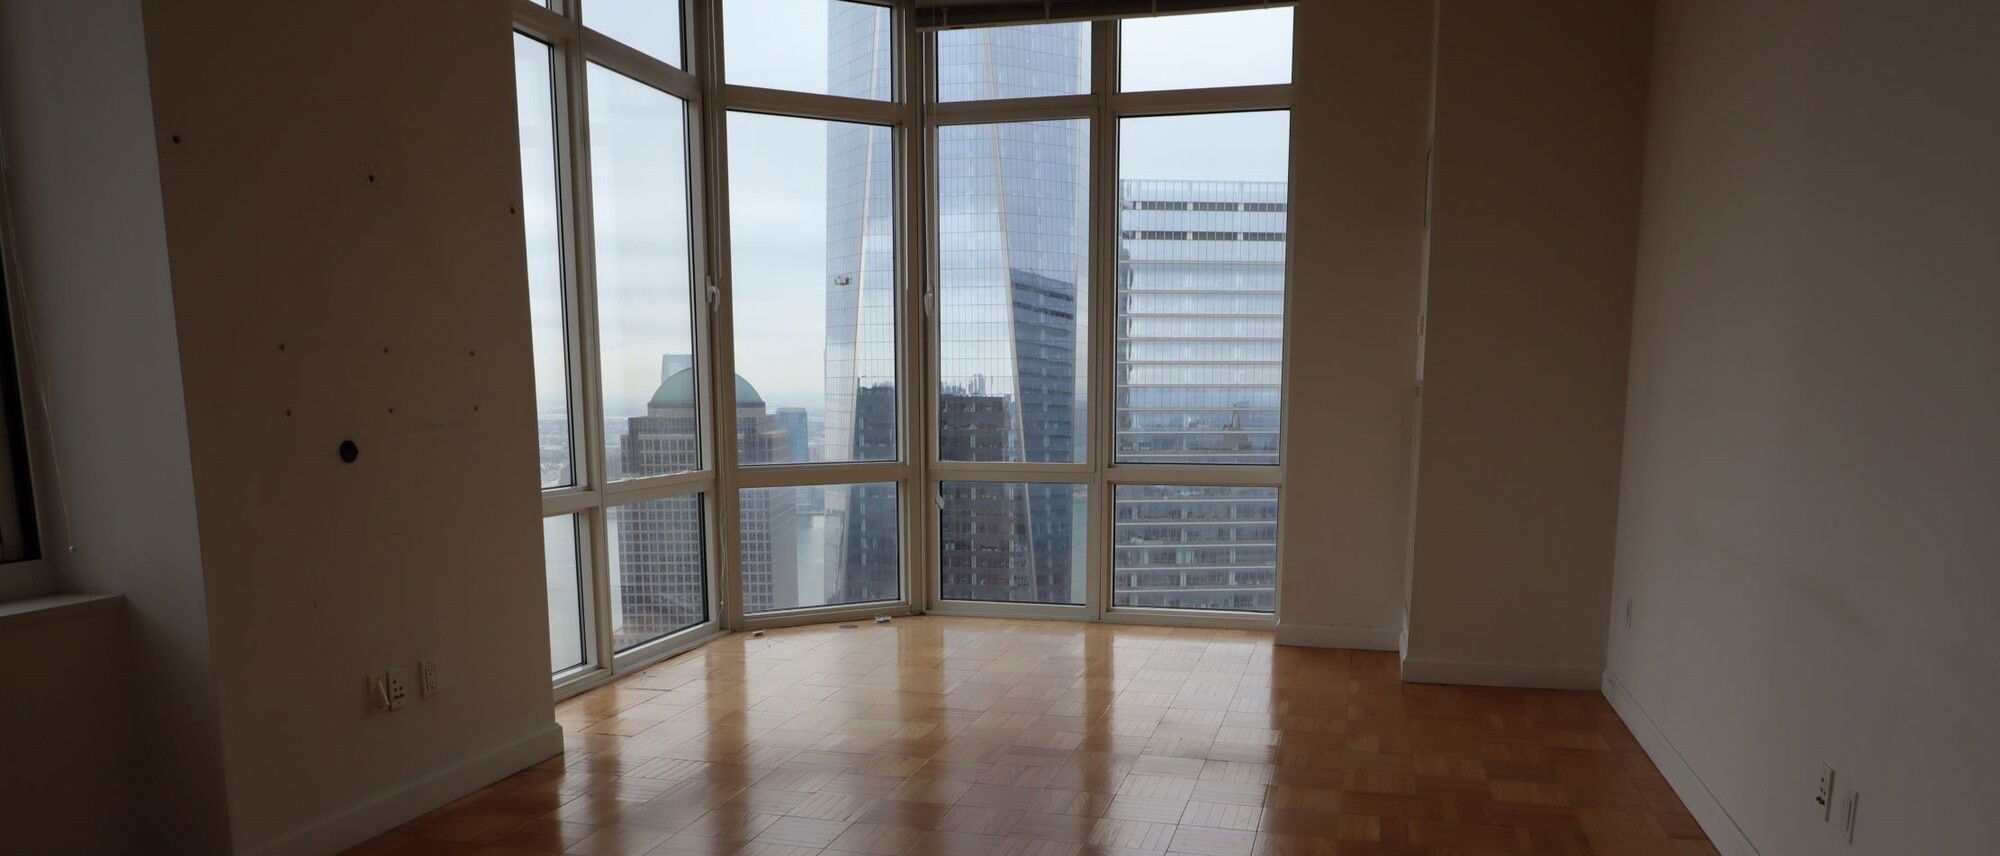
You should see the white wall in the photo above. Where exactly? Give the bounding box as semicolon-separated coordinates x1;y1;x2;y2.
0;1;232;849
134;0;562;851
1401;0;1651;688
1274;0;1431;651
1606;2;2000;854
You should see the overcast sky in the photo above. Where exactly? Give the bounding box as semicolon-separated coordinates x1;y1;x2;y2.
521;3;1293;419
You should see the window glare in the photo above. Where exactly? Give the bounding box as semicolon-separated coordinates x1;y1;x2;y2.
1120;7;1294;92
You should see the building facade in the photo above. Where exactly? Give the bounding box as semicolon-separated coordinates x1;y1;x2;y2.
611;364;796;647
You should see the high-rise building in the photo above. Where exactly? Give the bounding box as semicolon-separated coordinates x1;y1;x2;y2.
814;3;903;609
773;407;810;463
1109;183;1286;611
611;361;794;647
820;14;1284;611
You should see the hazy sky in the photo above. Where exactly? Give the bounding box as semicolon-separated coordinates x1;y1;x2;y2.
520;4;1294;418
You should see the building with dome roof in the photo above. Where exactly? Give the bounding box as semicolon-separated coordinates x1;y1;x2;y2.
610;359;797;647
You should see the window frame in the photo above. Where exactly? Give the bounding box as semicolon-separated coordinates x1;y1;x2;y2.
516;0;919;700
513;1;1296;697
920;15;1293;629
0;148;53;600
517;0;729;699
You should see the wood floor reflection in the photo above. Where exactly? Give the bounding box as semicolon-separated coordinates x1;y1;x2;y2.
350;616;1716;855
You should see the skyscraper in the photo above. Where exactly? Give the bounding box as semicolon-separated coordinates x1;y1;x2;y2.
611;361;795;646
813;3;903;609
822;12;1284;611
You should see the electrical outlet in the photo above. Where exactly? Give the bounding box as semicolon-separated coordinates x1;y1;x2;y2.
384;667;410;710
1815;764;1836;821
419;659;439;698
1839;789;1859;844
367;673;391;713
1625;597;1634;629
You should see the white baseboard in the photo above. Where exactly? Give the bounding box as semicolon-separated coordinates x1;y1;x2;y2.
1399;654;1602;690
1602;671;1761;856
1273;622;1401;650
243;722;565;856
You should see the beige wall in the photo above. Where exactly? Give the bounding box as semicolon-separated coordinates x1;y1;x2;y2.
0;601;136;854
1275;0;1432;649
1606;1;2000;853
1400;0;1651;688
0;0;232;849
135;0;562;851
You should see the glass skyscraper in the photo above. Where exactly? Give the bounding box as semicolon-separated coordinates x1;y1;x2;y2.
599;9;1284;622
842;18;1283;610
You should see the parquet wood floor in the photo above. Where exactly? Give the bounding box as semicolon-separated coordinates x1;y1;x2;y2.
349;616;1716;856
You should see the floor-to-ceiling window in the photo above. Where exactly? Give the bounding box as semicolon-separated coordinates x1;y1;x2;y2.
715;0;913;620
515;1;722;696
514;1;1292;694
924;7;1293;622
516;0;915;698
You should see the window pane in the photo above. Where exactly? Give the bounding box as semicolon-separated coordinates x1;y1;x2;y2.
1119;8;1293;92
936;22;1090;102
728;112;897;465
514;36;574;489
724;0;892;100
939;481;1087;605
543;514;586;672
740;482;899;613
585;0;683;67
937;120;1089;463
1117;111;1289;465
1113;485;1277;612
589;65;699;481
607;494;707;651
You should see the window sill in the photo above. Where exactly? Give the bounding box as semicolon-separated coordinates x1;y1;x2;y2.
0;592;123;629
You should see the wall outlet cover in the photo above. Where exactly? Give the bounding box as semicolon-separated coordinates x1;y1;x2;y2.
420;659;439;697
384;667;410;710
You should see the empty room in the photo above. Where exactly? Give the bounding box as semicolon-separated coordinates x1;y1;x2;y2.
0;1;1993;854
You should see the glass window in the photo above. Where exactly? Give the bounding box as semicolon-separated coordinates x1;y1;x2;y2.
515;36;575;489
938;481;1088;605
935;22;1090;102
1119;8;1293;92
1116;111;1289;465
724;0;893;100
1113;485;1277;612
543;515;586;672
739;482;899;613
607;495;708;651
727;112;897;465
936;119;1089;463
588;65;700;482
585;0;683;67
